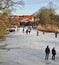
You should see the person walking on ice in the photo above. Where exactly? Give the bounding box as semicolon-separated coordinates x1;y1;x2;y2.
37;30;39;36
52;47;56;60
45;46;50;60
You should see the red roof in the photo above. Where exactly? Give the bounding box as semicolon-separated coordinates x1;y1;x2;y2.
11;15;35;22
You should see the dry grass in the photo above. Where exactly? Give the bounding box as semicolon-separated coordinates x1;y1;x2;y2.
36;24;59;32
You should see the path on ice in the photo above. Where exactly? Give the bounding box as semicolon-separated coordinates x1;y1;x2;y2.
0;27;59;65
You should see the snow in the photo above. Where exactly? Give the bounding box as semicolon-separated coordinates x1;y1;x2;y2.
0;27;59;65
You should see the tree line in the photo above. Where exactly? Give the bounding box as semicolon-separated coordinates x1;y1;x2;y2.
0;0;24;37
35;2;59;29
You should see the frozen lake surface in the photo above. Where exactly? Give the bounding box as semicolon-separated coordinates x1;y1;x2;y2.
0;27;59;65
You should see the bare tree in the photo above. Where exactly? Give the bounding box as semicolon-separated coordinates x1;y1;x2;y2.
0;0;24;15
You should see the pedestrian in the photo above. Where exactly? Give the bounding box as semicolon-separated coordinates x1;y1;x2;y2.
45;46;50;60
37;30;39;36
23;28;24;33
43;31;45;35
26;29;28;34
55;32;57;38
28;28;31;34
52;47;56;60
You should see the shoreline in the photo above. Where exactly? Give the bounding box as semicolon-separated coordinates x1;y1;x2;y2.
37;29;59;33
36;24;59;33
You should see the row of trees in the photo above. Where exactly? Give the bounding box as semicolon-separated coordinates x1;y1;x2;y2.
35;2;59;27
0;0;24;36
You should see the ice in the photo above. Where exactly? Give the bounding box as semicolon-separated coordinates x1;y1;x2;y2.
0;27;59;65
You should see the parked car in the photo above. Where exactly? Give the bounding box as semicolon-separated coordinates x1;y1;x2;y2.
7;25;17;32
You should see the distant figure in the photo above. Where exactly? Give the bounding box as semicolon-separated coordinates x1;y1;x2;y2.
45;46;50;60
23;28;24;33
28;28;31;34
55;32;57;38
52;47;56;60
43;31;45;35
28;26;31;34
37;30;39;36
26;29;28;34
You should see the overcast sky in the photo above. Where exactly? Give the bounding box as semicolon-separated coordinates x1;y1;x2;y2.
12;0;59;15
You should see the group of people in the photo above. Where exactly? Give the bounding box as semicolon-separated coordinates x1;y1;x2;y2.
45;46;56;60
22;26;31;34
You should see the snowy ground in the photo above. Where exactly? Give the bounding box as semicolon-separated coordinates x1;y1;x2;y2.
0;27;59;65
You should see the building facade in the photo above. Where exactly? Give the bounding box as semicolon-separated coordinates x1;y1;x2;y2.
11;15;35;23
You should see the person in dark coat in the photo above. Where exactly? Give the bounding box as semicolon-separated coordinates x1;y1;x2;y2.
37;30;39;36
52;47;56;60
45;46;50;60
23;28;24;33
26;29;28;34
